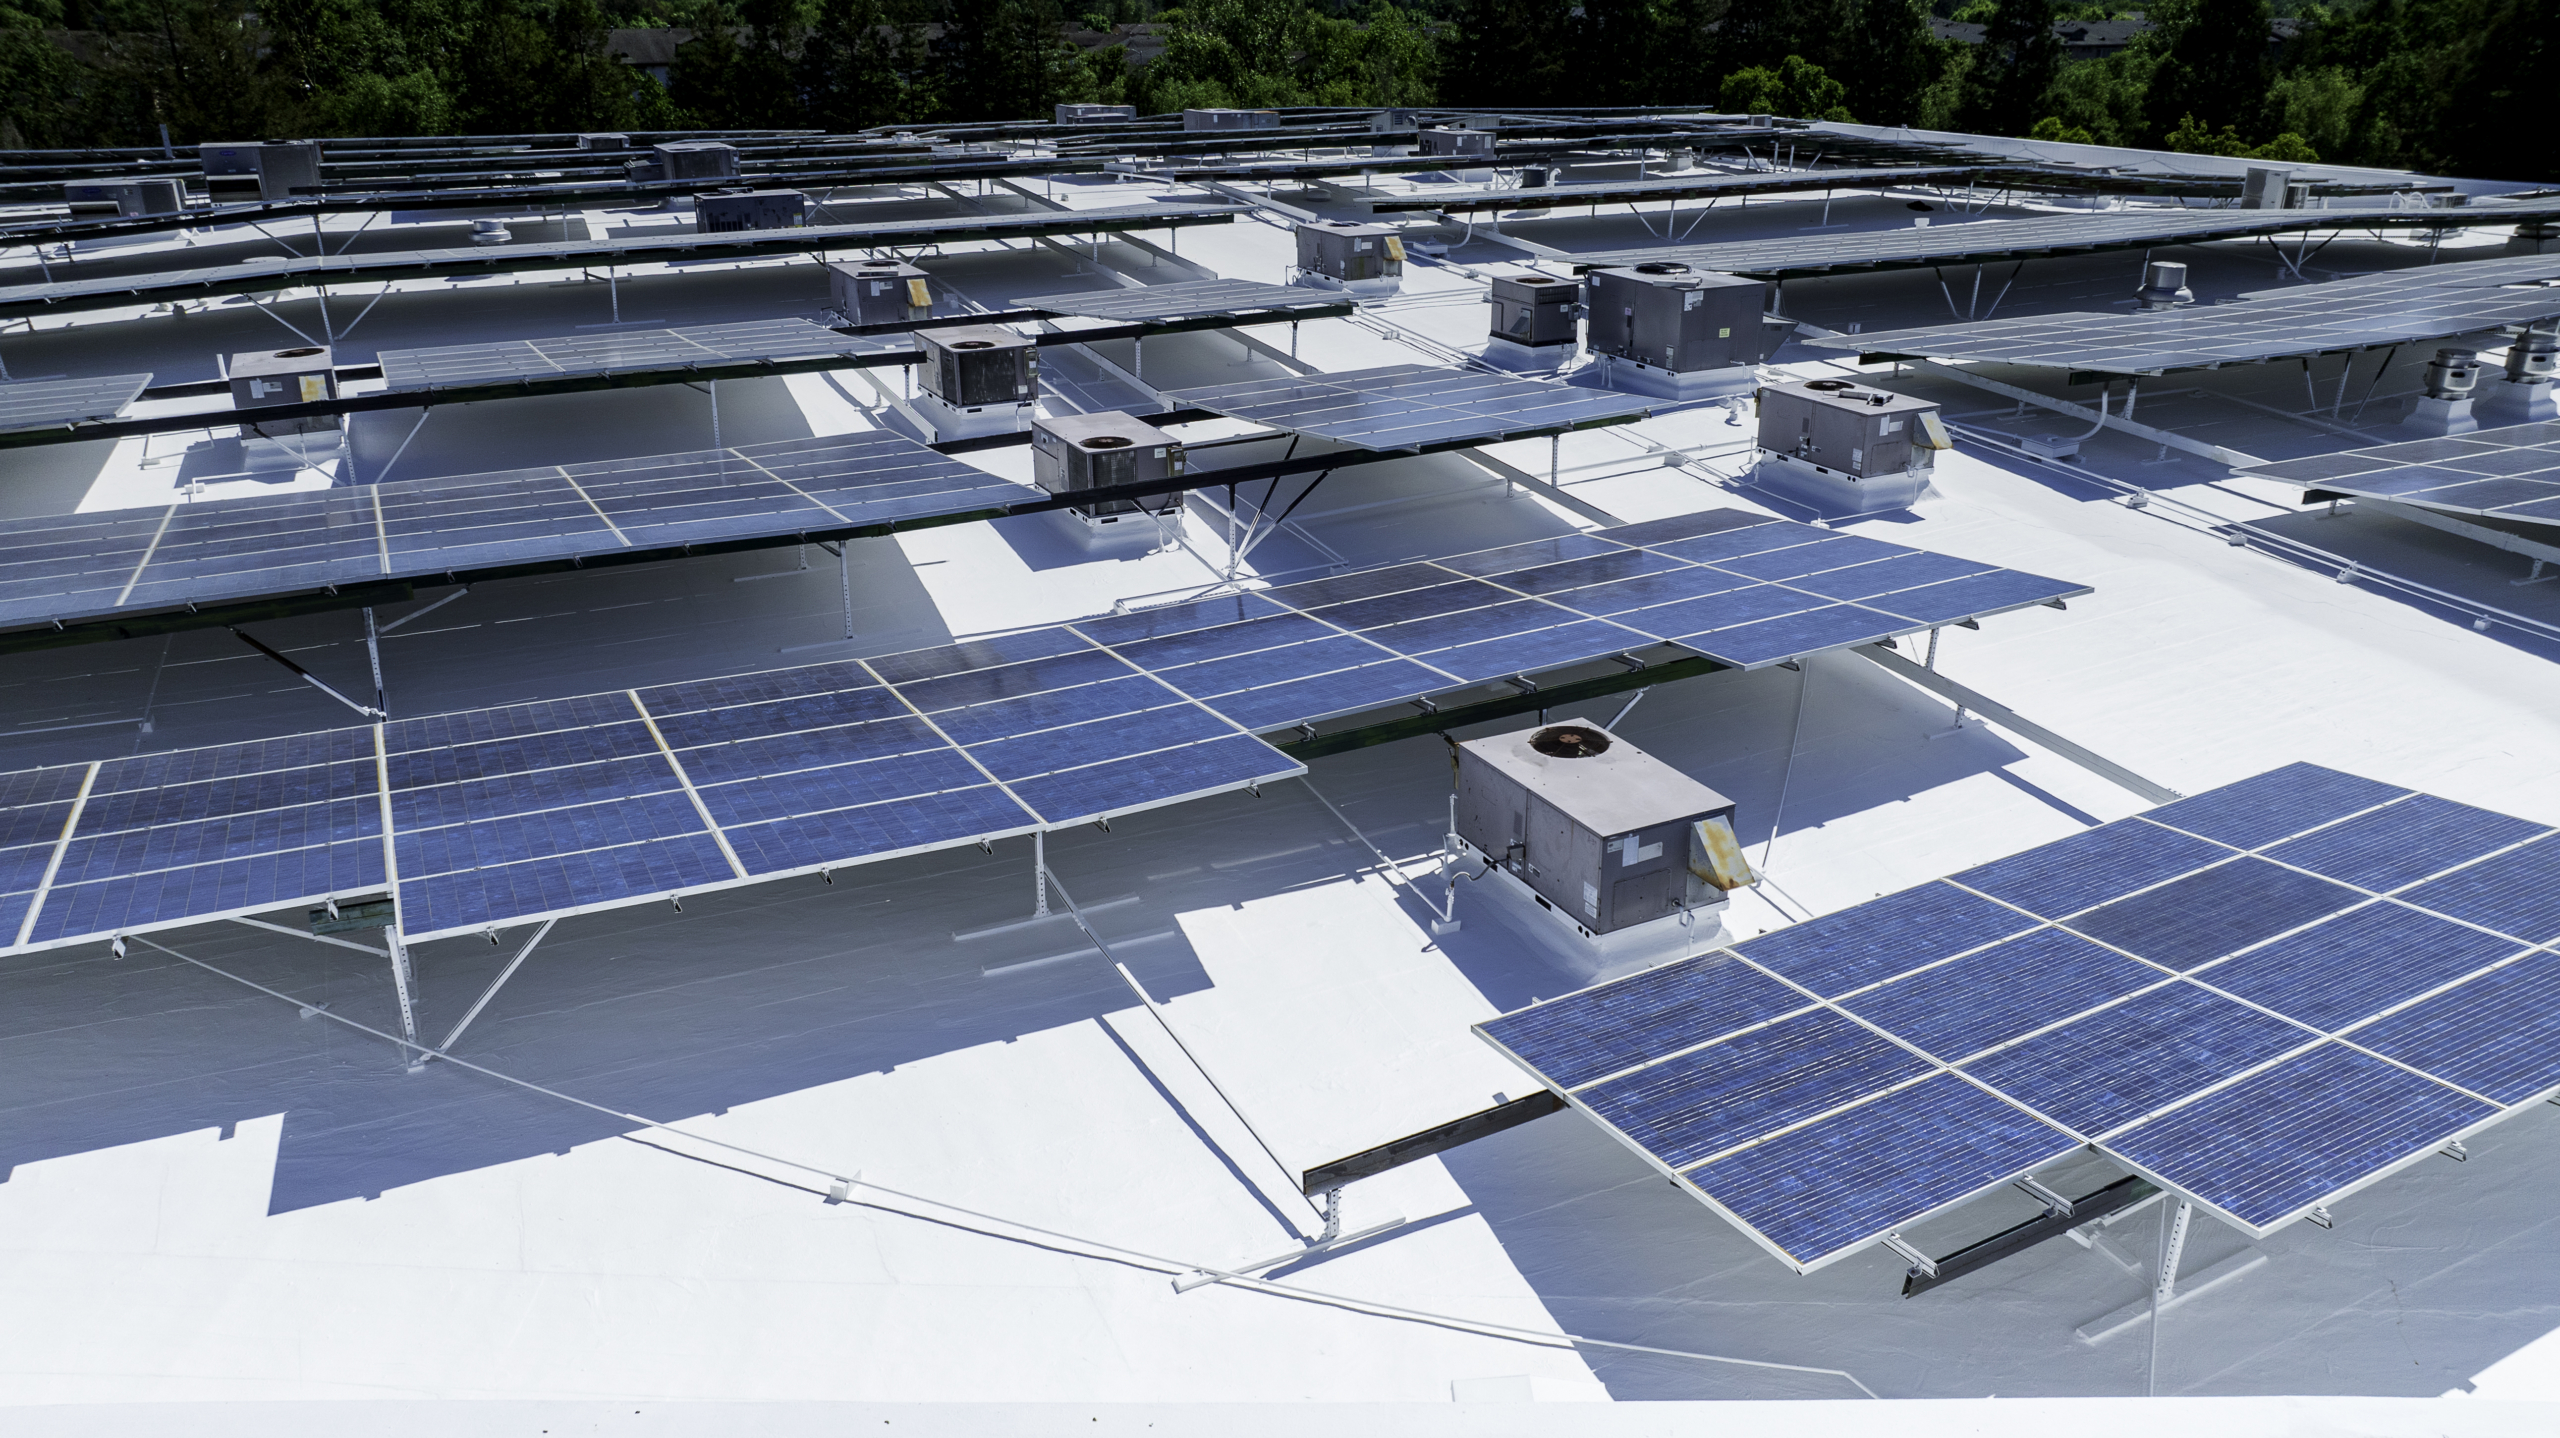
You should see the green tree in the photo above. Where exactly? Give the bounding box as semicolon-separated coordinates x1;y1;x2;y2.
1952;0;2063;134
799;0;932;127
2142;0;2274;142
1439;0;1567;105
1719;54;1853;120
1839;0;1946;126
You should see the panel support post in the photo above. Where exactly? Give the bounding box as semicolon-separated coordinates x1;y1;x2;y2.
361;606;385;715
386;926;423;1072
1034;830;1049;917
2148;1198;2193;1395
425;916;557;1064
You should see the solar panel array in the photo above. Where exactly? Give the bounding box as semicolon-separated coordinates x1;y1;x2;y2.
378;319;878;392
2234;420;2560;530
1568;203;2560;279
1164;363;1654;450
0;374;153;433
0;507;2083;955
1478;762;2560;1272
1818;254;2560;374
1014;278;1353;324
1365;165;1982;215
0;203;1247;318
0;432;1022;634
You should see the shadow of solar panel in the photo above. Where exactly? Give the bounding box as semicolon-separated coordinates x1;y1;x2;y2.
2142;761;2410;849
2353;953;2560;1104
1962;982;2311;1137
2062;857;2366;971
1838;926;2158;1062
2196;903;2523;1034
2263;794;2550;893
399;831;737;935
1737;881;2042;997
2102;1044;2492;1231
1582;1010;1934;1170
1685;1074;2079;1268
723;785;1039;875
2397;835;2560;946
1478;951;1809;1090
1952;818;2229;918
1003;732;1294;824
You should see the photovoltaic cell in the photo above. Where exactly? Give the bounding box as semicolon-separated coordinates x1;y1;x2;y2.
378;319;866;392
1013;277;1350;323
1162;363;1653;450
0;373;151;432
2235;421;2560;533
1476;762;2560;1267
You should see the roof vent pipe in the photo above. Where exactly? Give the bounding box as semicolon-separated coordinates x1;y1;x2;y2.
2134;260;2193;310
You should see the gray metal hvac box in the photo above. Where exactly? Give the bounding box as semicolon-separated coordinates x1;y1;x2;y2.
1418;126;1494;158
917;325;1038;409
2241;165;2307;209
1585;263;1771;373
1755;378;1941;479
696;188;807;232
1369;108;1421;133
228;345;340;441
1184;108;1279;131
1455;720;1744;937
655;141;741;181
202;142;321;201
1295;220;1404;283
64;177;187;216
1487;274;1581;350
828;259;933;326
1057;103;1137;124
1031;410;1184;517
197;143;260;177
578;133;631;151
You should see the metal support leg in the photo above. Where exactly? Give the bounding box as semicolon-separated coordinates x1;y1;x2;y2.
361;607;385;715
2148;1198;2192;1395
838;539;854;638
424;917;557;1064
386;926;423;1071
608;261;621;324
1034;830;1049;917
372;407;432;485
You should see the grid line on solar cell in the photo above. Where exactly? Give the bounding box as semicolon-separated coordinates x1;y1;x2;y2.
2235;421;2560;532
1162;363;1653;450
379;319;863;392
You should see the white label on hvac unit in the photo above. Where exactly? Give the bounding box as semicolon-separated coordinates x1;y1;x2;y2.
1852;448;1864;466
1682;292;1701;310
1355;240;1372;251
1613;835;1663;866
1883;418;1904;433
1580;882;1600;917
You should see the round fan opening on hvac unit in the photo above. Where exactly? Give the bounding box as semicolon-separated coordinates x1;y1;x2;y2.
1634;262;1691;275
275;347;326;358
1082;435;1133;449
1805;379;1855;391
953;340;994;349
1529;725;1611;759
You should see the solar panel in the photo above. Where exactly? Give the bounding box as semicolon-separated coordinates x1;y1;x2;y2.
1013;278;1352;324
1162;363;1653;450
2233;421;2560;531
1365;165;1982;215
0;203;1248;319
378;319;874;392
0;431;1025;635
0;507;2085;957
1814;255;2560;375
0;373;152;432
1568;203;2560;279
1477;761;2560;1270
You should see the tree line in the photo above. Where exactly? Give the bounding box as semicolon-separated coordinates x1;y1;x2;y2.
0;0;2543;182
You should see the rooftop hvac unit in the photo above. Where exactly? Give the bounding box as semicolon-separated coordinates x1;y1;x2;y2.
63;177;186;217
191;141;319;202
2479;323;2560;424
1183;108;1279;131
696;188;808;233
654;141;740;182
2240;165;2294;210
1452;719;1749;960
2507;219;2560;257
1419;126;1494;158
578;133;631;152
1057;103;1136;123
1292;219;1403;297
2133;259;2193;309
197;143;260;177
1584;262;1776;401
228;346;342;469
1482;274;1582;371
1369;108;1421;133
828;258;933;327
1032;411;1186;543
2402;347;2482;437
913;325;1038;441
1752;378;1950;516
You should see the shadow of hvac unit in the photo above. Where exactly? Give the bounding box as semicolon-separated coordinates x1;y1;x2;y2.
229;345;343;471
829;259;933;327
1032;410;1185;547
1752;377;1951;517
1292;220;1403;299
915;325;1037;440
696;189;808;233
1454;719;1754;971
1586;262;1781;402
1481;273;1583;372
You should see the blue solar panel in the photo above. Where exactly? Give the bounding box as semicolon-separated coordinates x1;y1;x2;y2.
1072;593;1288;645
2102;1044;2493;1231
1962;982;2311;1137
1865;570;2084;626
1094;612;1335;671
2061;858;2366;971
1580;1010;1933;1170
1470;547;1686;596
2195;903;2525;1033
1689;605;1907;668
1784;551;1990;602
1837;927;2158;1062
2143;761;2410;850
1737;880;2039;997
1197;661;1453;729
925;676;1181;749
1952;818;2228;919
2352;953;2560;1104
1005;733;1294;824
1478;952;1811;1090
398;793;706;880
400;833;739;936
2262;795;2550;894
1427;619;1644;683
1685;1075;2077;1268
1601;510;1777;548
2396;835;2560;946
1140;635;1399;700
964;703;1233;782
1429;533;1631;578
1707;534;1910;583
724;786;1038;874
